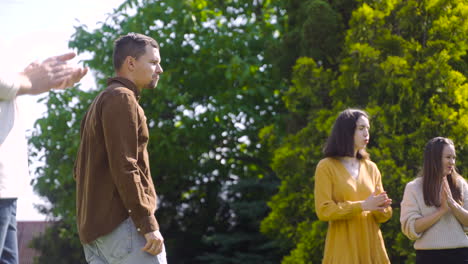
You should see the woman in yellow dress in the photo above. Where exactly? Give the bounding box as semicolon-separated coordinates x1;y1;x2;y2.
314;109;392;264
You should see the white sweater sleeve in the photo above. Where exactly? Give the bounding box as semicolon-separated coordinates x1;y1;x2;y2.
459;178;468;231
0;74;20;101
400;181;423;240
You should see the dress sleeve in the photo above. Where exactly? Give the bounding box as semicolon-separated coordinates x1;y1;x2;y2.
314;160;363;221
371;166;393;223
400;182;423;240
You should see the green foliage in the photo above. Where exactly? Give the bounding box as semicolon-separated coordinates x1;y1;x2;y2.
30;221;84;264
29;0;468;263
262;0;468;263
30;0;287;263
273;0;358;79
29;86;99;261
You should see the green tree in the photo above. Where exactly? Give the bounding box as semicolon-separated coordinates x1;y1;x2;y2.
30;221;85;264
29;87;95;263
273;0;358;80
261;0;468;263
30;0;287;263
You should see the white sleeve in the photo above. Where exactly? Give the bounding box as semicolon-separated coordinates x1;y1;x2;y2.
459;178;468;231
0;74;21;101
400;182;423;240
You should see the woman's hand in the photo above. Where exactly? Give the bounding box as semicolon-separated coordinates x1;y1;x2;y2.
362;187;392;212
413;178;454;234
414;184;450;233
438;181;450;214
442;177;456;209
441;177;468;226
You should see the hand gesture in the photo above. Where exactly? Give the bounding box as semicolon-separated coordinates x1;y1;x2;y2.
20;52;88;95
142;230;164;256
442;177;455;209
362;186;392;212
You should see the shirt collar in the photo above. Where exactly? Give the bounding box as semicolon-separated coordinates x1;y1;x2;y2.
107;77;141;100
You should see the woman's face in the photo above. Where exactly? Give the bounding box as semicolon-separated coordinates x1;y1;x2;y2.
354;115;370;151
441;144;456;177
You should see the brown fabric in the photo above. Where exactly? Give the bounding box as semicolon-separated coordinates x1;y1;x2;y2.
74;77;159;244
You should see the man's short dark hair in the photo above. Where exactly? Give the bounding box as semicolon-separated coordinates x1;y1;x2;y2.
113;33;159;71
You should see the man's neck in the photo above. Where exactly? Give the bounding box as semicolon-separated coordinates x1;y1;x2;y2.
115;73;142;92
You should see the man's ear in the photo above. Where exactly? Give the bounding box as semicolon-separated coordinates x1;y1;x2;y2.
125;56;136;72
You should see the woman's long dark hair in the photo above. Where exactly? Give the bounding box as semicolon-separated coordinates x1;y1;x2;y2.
323;109;369;160
421;137;462;206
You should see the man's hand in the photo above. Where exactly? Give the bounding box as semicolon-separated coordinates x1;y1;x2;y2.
17;52;88;95
142;230;164;256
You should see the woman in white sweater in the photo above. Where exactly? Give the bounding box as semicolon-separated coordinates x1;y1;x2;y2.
401;137;468;263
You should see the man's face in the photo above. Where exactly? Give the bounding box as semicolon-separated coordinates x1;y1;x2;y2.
133;45;163;90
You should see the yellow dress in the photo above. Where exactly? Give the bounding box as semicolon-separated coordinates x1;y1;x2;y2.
314;157;392;264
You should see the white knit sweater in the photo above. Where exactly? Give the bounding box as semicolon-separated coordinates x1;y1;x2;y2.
400;177;468;249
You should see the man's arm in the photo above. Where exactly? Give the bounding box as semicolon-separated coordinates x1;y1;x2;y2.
1;52;87;99
101;91;163;255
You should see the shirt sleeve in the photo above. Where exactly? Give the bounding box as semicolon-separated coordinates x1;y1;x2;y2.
459;178;468;231
0;74;20;100
400;182;423;240
101;91;159;235
371;166;393;223
314;161;363;221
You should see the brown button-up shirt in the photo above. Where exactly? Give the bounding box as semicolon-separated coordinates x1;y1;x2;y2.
74;77;159;244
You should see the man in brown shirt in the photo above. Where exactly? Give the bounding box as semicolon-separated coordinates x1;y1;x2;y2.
74;33;166;263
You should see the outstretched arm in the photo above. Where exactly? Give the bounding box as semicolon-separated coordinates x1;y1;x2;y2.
16;52;88;96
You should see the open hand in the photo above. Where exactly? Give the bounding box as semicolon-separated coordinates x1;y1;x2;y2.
19;52;88;95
